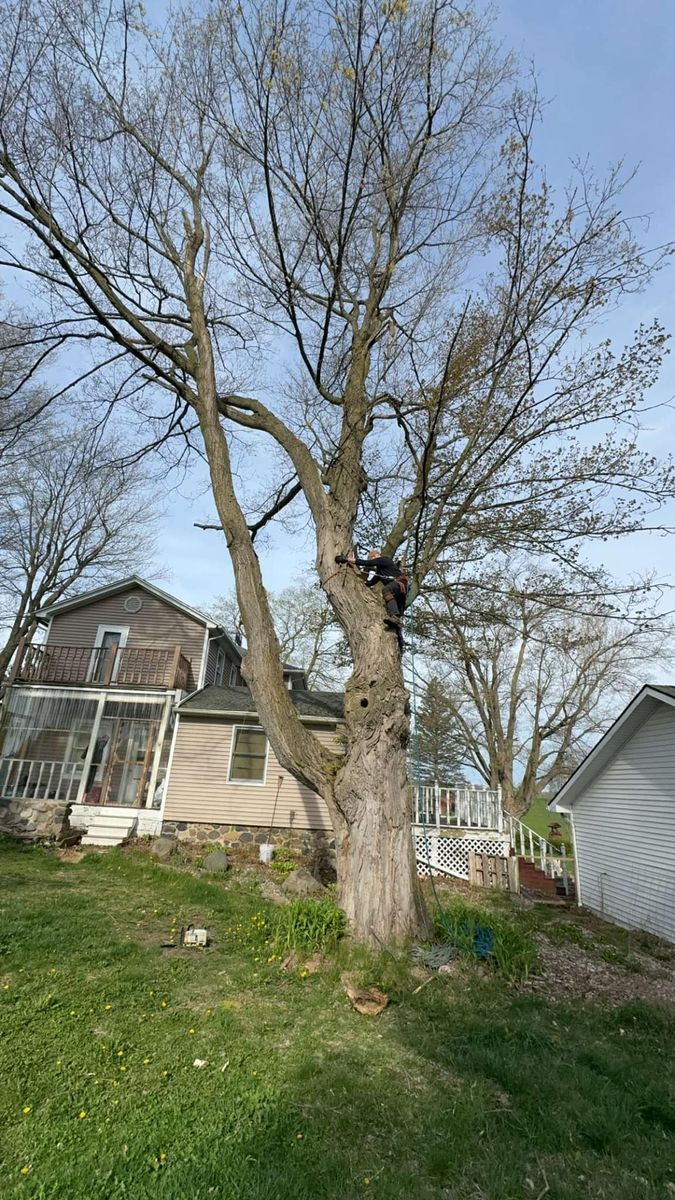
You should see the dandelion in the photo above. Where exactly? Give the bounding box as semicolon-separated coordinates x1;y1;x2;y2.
159;1152;167;1164
206;1008;213;1016
143;1058;151;1065
188;1028;196;1035
363;1178;371;1186
20;1165;31;1176
161;1070;169;1078
116;1050;124;1057
119;1065;127;1072
112;1099;119;1106
104;1004;113;1011
2;983;9;991
299;969;308;979
111;1081;119;1088
160;1000;168;1009
22;1106;31;1115
69;1009;77;1016
296;1132;304;1140
78;1111;87;1119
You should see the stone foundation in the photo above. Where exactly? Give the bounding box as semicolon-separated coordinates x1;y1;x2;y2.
0;795;71;841
161;820;337;876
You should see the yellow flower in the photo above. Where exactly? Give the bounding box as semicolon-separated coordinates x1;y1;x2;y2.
111;1081;119;1088
159;1152;167;1163
188;1028;195;1035
22;1106;31;1115
161;1070;169;1078
119;1065;127;1072
78;1110;87;1119
296;1133;304;1140
363;1178;371;1186
160;1000;168;1009
112;1099;119;1106
143;1058;151;1065
206;1008;213;1016
116;1050;124;1057
2;983;9;991
20;1165;31;1175
104;1004;112;1011
69;1010;77;1016
299;970;308;979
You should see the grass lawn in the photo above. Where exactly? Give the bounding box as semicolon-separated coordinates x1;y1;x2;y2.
1;841;674;1200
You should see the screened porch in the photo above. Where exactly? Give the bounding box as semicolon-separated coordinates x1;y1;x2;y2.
0;689;173;809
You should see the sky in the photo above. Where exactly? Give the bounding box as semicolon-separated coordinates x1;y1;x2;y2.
4;0;675;615
155;0;675;612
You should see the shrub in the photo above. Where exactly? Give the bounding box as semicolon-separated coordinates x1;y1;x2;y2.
435;899;537;983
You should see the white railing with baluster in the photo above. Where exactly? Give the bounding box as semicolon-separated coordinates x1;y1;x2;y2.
410;783;503;831
503;811;572;885
0;758;83;805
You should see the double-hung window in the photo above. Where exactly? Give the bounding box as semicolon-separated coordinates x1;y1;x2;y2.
228;726;268;783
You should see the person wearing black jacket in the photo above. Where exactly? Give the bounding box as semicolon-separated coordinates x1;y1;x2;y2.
335;550;407;645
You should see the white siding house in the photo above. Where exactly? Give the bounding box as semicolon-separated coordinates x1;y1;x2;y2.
551;685;675;945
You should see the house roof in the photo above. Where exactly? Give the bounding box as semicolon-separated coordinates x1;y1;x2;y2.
177;684;344;722
36;574;231;636
550;684;675;813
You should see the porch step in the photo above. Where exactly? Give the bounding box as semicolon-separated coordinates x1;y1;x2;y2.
82;814;137;847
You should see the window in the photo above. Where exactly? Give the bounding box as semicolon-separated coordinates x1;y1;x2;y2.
214;647;226;685
229;664;242;687
228;726;267;783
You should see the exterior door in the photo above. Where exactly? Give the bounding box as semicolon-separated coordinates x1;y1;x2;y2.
100;719;158;807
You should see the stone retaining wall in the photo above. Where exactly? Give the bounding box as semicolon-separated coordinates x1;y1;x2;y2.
0;795;70;841
161;819;337;875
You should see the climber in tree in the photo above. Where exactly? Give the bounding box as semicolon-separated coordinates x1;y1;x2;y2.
335;550;408;646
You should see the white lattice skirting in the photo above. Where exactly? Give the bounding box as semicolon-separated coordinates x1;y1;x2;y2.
414;832;510;880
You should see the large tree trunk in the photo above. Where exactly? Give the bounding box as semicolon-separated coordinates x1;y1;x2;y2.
327;632;431;946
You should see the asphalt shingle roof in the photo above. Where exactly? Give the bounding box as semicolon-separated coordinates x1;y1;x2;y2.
178;684;344;720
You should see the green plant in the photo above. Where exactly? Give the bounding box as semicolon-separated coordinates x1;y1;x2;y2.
435;899;537;982
272;898;346;954
269;847;298;879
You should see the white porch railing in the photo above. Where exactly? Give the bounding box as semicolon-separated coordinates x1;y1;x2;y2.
410;783;503;831
0;758;83;805
503;811;572;888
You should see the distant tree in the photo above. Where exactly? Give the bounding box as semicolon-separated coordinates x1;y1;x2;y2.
0;420;159;682
423;565;674;813
209;585;346;691
411;676;465;785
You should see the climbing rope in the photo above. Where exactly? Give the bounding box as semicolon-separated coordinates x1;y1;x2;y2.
407;601;443;917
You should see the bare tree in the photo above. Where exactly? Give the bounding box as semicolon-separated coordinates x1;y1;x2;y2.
209;585;346;690
422;565;674;813
0;419;159;682
0;0;672;942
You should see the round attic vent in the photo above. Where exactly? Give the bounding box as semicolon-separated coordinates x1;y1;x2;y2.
124;595;143;614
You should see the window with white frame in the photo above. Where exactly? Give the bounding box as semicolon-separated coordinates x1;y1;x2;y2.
228;726;267;783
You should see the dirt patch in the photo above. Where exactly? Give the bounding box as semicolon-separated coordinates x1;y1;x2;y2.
524;933;675;1005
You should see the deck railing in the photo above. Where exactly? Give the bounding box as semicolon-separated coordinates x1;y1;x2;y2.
10;642;191;690
410;783;503;831
0;758;83;804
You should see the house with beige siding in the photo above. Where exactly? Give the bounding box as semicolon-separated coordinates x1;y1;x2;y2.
550;684;675;945
0;576;343;850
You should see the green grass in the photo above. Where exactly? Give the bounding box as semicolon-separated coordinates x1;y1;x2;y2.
1;842;674;1200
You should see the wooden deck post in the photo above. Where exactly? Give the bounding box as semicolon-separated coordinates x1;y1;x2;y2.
169;645;182;687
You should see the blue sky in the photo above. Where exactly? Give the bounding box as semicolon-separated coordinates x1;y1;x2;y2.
157;0;675;611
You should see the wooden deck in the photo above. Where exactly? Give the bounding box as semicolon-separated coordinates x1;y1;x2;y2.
10;642;191;690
